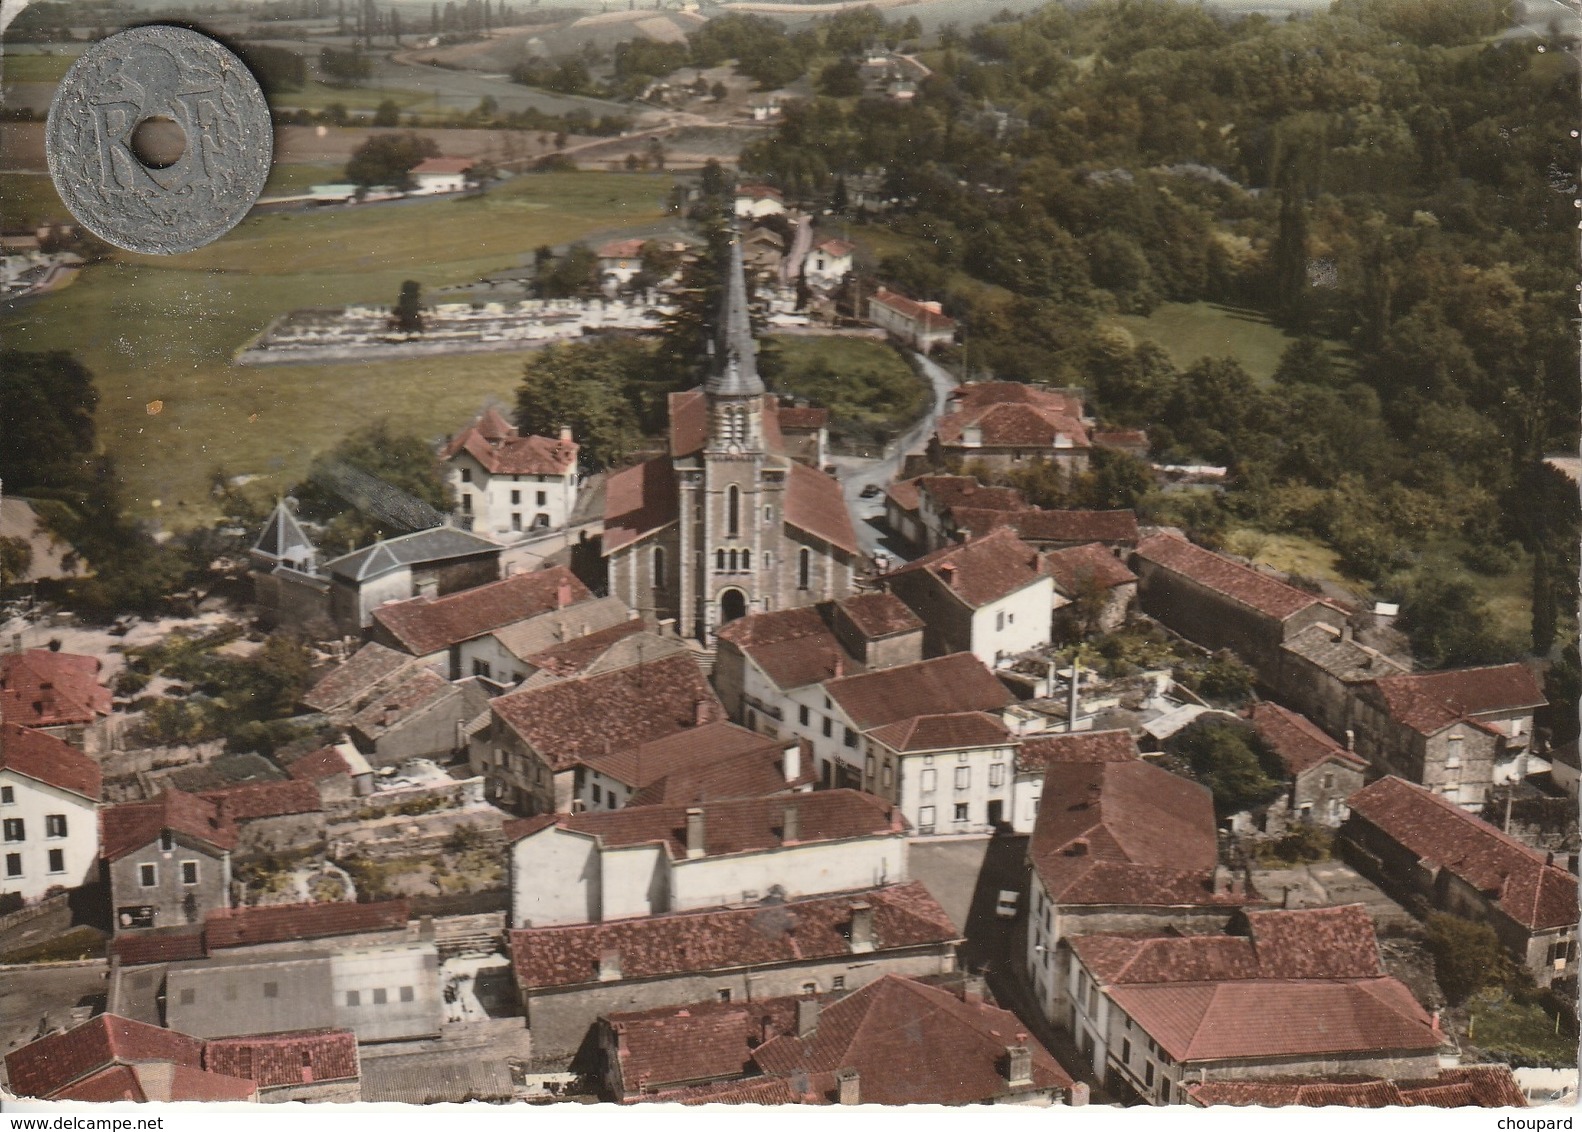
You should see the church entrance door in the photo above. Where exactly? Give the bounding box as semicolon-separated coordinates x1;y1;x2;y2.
719;588;747;625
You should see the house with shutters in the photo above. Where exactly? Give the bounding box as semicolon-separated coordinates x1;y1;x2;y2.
1342;775;1579;986
506;789;907;928
927;382;1093;478
0;722;102;902
1247;702;1367;830
803;237;854;290
102;789;235;934
440;408;580;538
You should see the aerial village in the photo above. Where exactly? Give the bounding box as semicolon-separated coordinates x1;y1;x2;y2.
0;212;1574;1109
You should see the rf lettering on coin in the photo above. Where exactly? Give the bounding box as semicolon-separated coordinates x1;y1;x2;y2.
44;25;272;255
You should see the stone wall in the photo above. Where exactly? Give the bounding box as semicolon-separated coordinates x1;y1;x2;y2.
233;812;328;862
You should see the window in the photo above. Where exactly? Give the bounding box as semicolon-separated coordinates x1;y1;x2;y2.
1446;734;1463;770
865;755;876;777
264;982;279;999
45;814;66;838
716;548;726;572
996;611;1005;631
764;506;773;522
919;805;935;831
832;976;847;990
798;548;811;590
347;991;361;1007
510;489;520;504
822;717;832;739
2;818;22;841
139;863;157;887
1144;1062;1155;1088
1121;1038;1131;1064
607;794;616;810
160;831;174;852
1322;771;1334;790
536;491;547;507
592;784;602;804
0;786;12;804
1548;939;1578;966
799;704;810;727
373;988;388;1005
921;769;936;793
989;763;1005;787
460;468;472;483
955;766;971;790
727;485;741;536
181;861;199;885
43;847;65;873
717;988;733;1003
881;762;893;787
511;513;522;531
4;853;18;878
400;986;415;1002
954;803;969;822
844;727;858;749
472;658;492;679
461;494;473;514
801;982;817;994
652;546;666;588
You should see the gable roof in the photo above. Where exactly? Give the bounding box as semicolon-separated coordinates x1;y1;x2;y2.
50;1062;257;1103
627;741;813;806
1249;702;1366;775
204;1029;360;1088
609;994;806;1094
283;744;354;783
4;1014;205;1099
717;605;862;691
510;882;957;990
373;567;592;656
491;652;717;772
885;527;1048;609
412;156;473;174
347;667;455;741
1134;533;1327;622
301;642;418;714
0;649;111;727
100;789;237;861
602;456;679;554
1370;664;1546;736
1042;542;1138;595
578;720;786;791
1016;729;1139;773
489;595;636;662
1346;776;1578;931
322;526;499;583
833;592;922;639
913;475;1026;516
868;711;1010;754
813;237;854;257
784;461;861;556
954;508;1139;545
443;419;578;477
1185;1066;1527;1109
869;287;955;331
199;778;323;821
1281;622;1407;683
776;404;829;431
825;653;1011;731
0;720;102;801
203;899;410;950
938;401;1090;451
519;619;651;678
598;238;648;259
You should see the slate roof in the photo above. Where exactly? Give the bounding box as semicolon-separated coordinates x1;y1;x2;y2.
1134;533;1328;622
204;1029;360;1088
1249;702;1366;776
252;501;317;562
4;1015;205;1099
953;508;1140;545
581;720;786;790
0;720;102;800
1185;1066;1528;1108
199;778;323;821
825;653;1011;731
1281;622;1407;682
785;461;860;555
834;592;922;639
1346;776;1578;931
602;456;679;554
868;711;1010;754
707;238;765;397
347;667;454;741
885;527;1048;609
490;652;717;772
322;526;499;583
0;649;111;727
527;789;903;860
1016;729;1139;773
100;789;237;861
203;899;410;950
1028;760;1237;909
510;882;957;990
1370;664;1546;736
489;595;636;662
301;642;417;714
1042;542;1138;596
373;567;591;655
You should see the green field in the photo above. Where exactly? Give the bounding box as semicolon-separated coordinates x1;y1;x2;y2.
1;171;671;527
261;162;349;196
1115;301;1340;384
769;334;927;452
1;51;75;82
270;79;438;114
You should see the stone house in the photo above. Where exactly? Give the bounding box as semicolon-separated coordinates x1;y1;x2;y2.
102;789;235;934
283;742;372;803
4;1015;257;1102
1248;702;1368;830
774;404;830;469
321;526;505;635
0;648;113;752
202;1029;361;1103
507;881;960;1061
1043;542;1137;636
927;382;1092;479
1013;729;1142;836
460;594;636;687
1;722;101;903
1342;775;1579;986
249;501;330;632
803;237;854;290
440;407;580;538
1060;905;1442;1104
901;475;1028;553
948;507;1139;551
882;527;1056;666
1272;622;1408;743
1131;533;1347;682
506;625;685;693
300;642;420;722
602;975;1077;1105
506;789;908;927
345;668;491;767
198;778;326;862
1349;665;1548;809
866;287;956;352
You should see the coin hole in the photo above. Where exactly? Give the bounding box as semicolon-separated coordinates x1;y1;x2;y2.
129;116;186;169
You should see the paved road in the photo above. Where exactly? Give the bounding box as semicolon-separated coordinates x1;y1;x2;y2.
837;349;958;561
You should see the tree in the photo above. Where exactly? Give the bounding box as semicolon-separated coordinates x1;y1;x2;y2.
1165;716;1284;817
0;537;31;590
319;45;372;84
344;131;439;188
818;59;864;98
372;98;401;127
515;340;646;468
393;280;424;334
1425;913;1516;1004
535;244;600;299
293;421;451;549
1400;568;1521;669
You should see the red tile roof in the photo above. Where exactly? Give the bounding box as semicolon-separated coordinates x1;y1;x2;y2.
302;642;417;714
0;649;111;727
372;567;591;655
1136;533;1330;621
777;405;830;430
510;882;957;990
813;238;854;257
204;1029;360;1088
101;789;237;861
51;1062;258;1102
1016;729;1139;773
737;183;784;201
0;720;101;800
598;238;647;259
1109;977;1439;1063
491;652;717;772
627;742;814;806
834;592;922;639
1346;776;1578;931
610;997;779;1093
1029;760;1237;908
868;711;1010;754
1092;427;1150;450
412;157;474;174
284;744;354;782
884;477;922;512
519;618;647;677
447;427;578;477
869;287;955;331
4;1014;204;1099
886;527;1048;609
200;778;323;821
1042;542;1138;596
950;382;1084;416
914;475;1027;516
110;930;206;966
602;456;680;554
938;401;1091;450
825;653;1012;731
785;460;861;556
954;508;1139;545
1186;1066;1527;1108
718;606;860;691
1369;664;1546;736
650;1075;808;1104
667;390;709;457
1249;702;1366;775
581;720;784;790
347;667;453;740
203;899;410;950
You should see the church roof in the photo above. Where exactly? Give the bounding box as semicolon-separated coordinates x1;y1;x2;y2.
602;456;679;555
785;462;861;556
704;239;765;398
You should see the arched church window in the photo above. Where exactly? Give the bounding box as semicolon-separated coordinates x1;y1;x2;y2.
716;548;727;572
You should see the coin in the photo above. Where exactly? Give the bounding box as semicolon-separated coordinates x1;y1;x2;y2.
44;25;273;255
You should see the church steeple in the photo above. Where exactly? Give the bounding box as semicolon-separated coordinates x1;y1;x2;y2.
704;236;765;398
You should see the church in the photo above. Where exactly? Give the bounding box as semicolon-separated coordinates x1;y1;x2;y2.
603;239;862;640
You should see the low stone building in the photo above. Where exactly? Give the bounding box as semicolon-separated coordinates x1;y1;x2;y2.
949;507;1139;551
1342;775;1579;986
202;1029;362;1103
4;1015;257;1102
1043;542;1137;636
508;881;960;1061
199;778;326;861
345;669;491;767
1248;702;1368;830
866;287;956;352
102;789;235;934
1271;622;1408;742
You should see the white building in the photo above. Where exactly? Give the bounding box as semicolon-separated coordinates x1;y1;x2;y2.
441;408;580;539
507;789;907;928
803;238;854;290
866;287;956;352
733;184;786;218
863;711;1020;835
409;157;474;195
0;723;102;903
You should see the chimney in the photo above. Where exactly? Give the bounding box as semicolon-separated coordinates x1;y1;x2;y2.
598;948;622;982
694;698;714;727
833;654;845;678
1341;622;1354;643
685;807;706;858
783;740;803;783
1005;1043;1033;1088
796;997;820;1038
1069;1082;1090;1107
849;902;875;954
1212;862;1229;892
782;805;799;844
939;561;958;588
962;973;987;1005
835;1066;861;1105
559;424;574;444
557;577;573;609
1345;728;1356;751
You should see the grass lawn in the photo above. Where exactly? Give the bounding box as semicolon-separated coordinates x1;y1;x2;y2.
262;162;349;196
1224;528;1350;587
768;334;928;451
1466;990;1578;1068
1;171;671;527
0;173;69;229
1115;301;1342;384
270;79;437;114
1;52;75;83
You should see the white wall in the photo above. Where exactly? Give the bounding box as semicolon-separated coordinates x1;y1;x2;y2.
888;742;1018;835
450;453;578;540
329;944;443;1042
969;576;1055;667
457;634;531;686
599;842;666;920
512;827;602;928
667;835;906;911
0;772;99;902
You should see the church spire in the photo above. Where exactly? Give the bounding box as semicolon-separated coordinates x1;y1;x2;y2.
704;236;765;398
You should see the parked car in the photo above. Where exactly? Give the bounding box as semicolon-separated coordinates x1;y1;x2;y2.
995;890;1019;919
